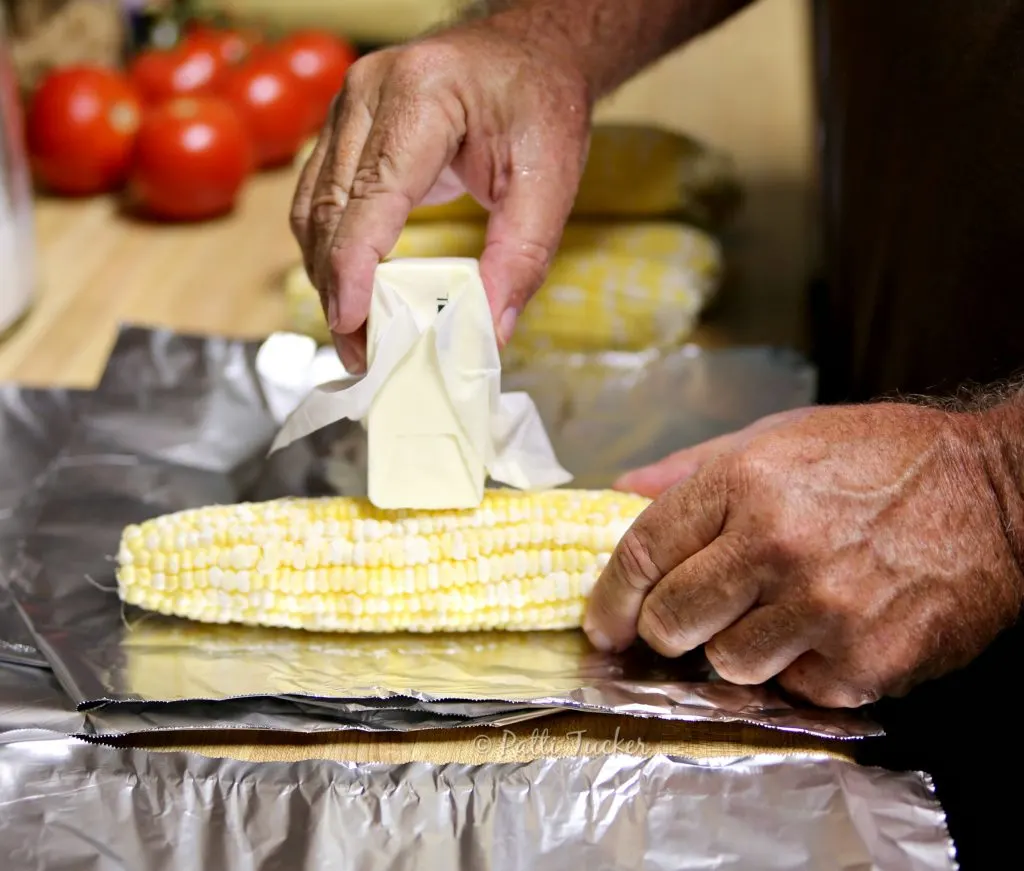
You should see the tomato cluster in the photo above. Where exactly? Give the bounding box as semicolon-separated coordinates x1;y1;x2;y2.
23;23;356;221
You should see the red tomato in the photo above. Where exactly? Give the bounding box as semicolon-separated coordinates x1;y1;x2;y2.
218;57;310;168
272;30;356;131
128;43;224;104
184;24;263;66
25;66;141;196
128;96;253;221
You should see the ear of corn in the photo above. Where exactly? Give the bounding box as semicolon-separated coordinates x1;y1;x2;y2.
115;489;651;634
407;125;742;228
283;221;723;357
388;221;722;270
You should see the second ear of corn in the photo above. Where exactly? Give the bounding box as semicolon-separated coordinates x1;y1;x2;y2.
116;489;651;635
284;220;724;361
287;123;732;359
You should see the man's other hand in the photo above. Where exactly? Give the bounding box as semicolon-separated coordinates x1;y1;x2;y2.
586;404;1024;708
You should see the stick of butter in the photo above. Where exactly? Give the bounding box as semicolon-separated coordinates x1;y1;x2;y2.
266;258;572;508
366;258;491;510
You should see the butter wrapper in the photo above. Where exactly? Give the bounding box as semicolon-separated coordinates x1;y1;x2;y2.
265;258;572;508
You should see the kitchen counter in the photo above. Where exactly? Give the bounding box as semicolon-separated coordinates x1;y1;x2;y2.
0;172;297;388
0;169;850;765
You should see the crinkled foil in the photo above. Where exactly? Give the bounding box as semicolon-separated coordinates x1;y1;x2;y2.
0;662;85;740
503;344;817;489
0;588;41;667
0;736;956;870
0;652;556;740
82;697;558;738
0;386;78;668
0;327;881;740
92;620;877;739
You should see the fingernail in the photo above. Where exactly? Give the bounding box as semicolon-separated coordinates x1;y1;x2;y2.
497;308;518;346
583;622;614;652
327;295;339;331
335;336;365;375
612;472;636;491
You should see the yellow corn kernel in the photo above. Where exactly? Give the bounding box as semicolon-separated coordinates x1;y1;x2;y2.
115;489;651;634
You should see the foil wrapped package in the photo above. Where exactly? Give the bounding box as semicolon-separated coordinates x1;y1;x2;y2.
0;736;957;870
0;326;881;740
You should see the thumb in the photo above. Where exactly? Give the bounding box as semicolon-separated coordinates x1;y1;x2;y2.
615;408;819;497
614;432;748;497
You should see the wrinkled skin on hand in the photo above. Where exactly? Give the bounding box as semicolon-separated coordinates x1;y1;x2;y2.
289;23;591;372
585;403;1024;708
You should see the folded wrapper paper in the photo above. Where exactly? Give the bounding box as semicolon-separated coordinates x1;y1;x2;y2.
266;259;573;508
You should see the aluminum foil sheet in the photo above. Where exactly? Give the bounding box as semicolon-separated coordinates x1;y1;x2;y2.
88;619;878;738
503;344;817;489
0;660;85;740
81;698;557;738
0;650;556;740
0;587;42;667
0;385;77;668
0;737;957;870
0;326;881;740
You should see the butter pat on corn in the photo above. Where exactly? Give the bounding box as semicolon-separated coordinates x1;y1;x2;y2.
115;489;651;634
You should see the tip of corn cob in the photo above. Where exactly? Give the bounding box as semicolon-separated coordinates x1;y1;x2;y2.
115;489;651;635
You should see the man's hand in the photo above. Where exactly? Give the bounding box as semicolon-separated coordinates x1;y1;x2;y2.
585;403;1024;708
289;0;753;372
289;23;590;372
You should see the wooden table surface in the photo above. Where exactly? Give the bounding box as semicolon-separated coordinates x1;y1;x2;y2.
0;170;854;765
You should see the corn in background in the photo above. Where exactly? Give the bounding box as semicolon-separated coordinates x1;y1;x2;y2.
284;220;724;362
287;123;738;362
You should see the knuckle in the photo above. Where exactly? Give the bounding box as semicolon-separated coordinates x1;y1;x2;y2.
288;208;308;241
614;526;664;594
712;530;753;573
349;144;419;205
814;683;875;709
637;598;690;657
509;236;551;271
351;159;393;197
705;614;790;686
390;43;460;88
704;641;759;684
309;193;346;236
761;527;810;569
746;501;811;568
804;574;862;626
727;449;763;485
726;450;780;504
343;55;379;95
778;661;878;709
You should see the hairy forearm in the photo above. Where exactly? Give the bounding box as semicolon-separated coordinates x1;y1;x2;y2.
973;389;1024;576
458;0;755;101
